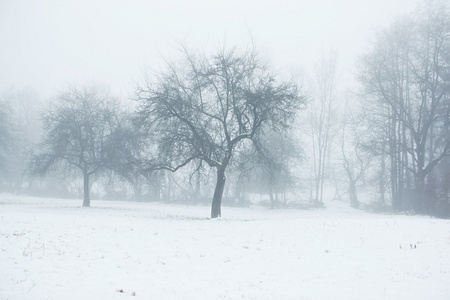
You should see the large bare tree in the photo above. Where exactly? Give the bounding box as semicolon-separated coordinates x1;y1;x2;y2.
28;85;131;207
359;0;450;212
135;47;304;218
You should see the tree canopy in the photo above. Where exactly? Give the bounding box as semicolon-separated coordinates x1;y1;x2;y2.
358;0;450;212
135;47;304;217
28;85;131;206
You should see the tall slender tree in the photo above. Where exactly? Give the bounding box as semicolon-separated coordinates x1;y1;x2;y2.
308;50;340;205
359;0;450;212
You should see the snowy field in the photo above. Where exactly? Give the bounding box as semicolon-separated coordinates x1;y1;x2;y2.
1;193;450;300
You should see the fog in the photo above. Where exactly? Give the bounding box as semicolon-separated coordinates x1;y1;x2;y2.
1;0;417;98
2;1;450;299
1;0;449;218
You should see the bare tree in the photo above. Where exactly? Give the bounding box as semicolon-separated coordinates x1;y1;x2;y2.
308;50;340;205
255;130;301;208
0;88;42;192
0;99;13;176
28;85;131;207
135;46;304;218
359;0;450;212
228;128;301;209
339;102;369;209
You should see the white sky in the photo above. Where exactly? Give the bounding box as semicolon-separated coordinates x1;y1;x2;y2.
0;0;418;99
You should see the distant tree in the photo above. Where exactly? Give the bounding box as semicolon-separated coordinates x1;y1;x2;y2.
28;85;131;207
359;0;450;212
339;101;369;209
0;87;41;192
0;100;13;176
135;46;304;218
235;129;301;209
308;50;340;206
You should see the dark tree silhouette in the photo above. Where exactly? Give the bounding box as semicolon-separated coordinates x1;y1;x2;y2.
359;0;450;212
28;85;129;207
135;46;304;218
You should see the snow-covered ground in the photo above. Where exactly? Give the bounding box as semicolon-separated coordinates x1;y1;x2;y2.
1;193;449;300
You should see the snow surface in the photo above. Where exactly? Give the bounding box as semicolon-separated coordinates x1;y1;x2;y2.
1;193;450;300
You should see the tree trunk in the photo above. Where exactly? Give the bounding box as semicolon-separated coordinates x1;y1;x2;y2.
415;171;426;213
211;167;226;218
379;148;386;206
154;171;161;202
349;180;359;209
194;167;201;205
269;183;275;210
83;170;90;207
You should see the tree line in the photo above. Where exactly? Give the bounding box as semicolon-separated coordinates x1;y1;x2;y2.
0;0;449;218
358;0;450;216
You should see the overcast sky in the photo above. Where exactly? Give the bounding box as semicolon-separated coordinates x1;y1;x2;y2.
0;0;419;100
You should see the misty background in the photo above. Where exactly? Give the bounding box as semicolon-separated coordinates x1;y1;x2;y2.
0;0;417;98
2;0;450;219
